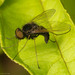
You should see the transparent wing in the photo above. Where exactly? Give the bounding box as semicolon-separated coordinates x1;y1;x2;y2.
49;21;71;35
31;22;71;35
31;9;71;35
32;9;56;29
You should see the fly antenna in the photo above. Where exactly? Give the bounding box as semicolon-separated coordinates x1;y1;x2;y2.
34;38;40;69
13;39;28;60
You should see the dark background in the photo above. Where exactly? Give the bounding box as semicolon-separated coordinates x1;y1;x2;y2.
0;52;30;75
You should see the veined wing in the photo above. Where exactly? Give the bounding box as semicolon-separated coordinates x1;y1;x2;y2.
31;9;56;28
49;21;71;35
30;9;71;35
31;22;71;35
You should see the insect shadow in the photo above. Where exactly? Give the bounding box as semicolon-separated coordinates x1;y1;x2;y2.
3;9;71;69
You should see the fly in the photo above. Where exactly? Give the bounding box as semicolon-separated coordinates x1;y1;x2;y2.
6;9;71;69
15;23;49;43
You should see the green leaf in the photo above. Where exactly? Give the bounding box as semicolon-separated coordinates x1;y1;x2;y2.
0;0;5;6
0;0;75;75
0;44;3;54
0;14;3;54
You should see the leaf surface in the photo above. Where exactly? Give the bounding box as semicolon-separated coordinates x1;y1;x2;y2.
0;0;75;75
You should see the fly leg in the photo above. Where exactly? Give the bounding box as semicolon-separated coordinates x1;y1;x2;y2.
34;38;40;69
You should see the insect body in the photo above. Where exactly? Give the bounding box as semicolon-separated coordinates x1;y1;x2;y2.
15;22;49;43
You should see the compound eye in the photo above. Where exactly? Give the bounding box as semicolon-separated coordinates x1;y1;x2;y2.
15;28;24;39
